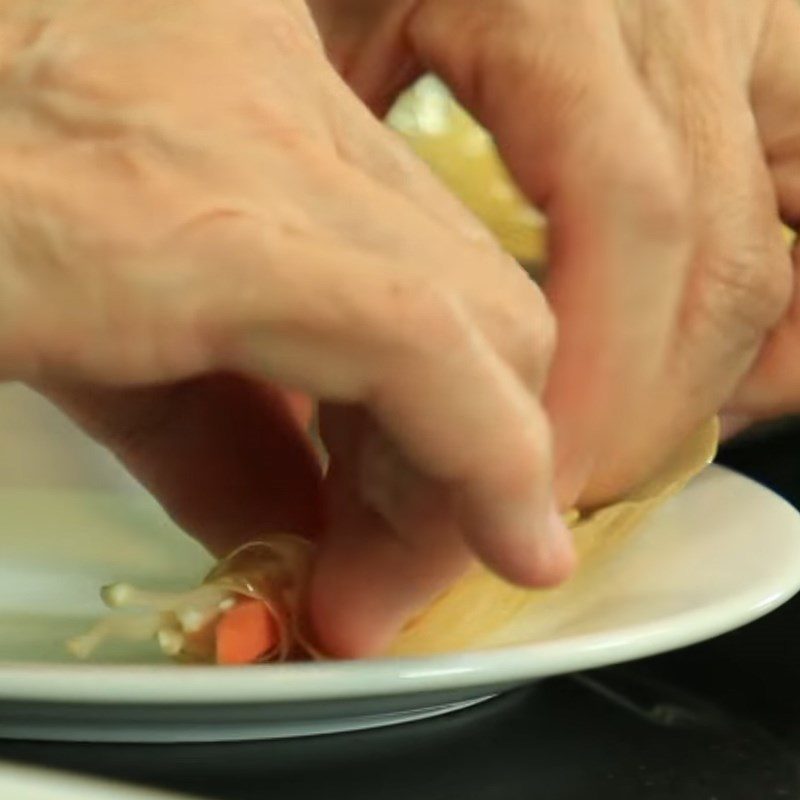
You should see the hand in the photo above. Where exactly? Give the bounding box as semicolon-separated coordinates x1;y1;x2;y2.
0;0;572;655
311;0;800;506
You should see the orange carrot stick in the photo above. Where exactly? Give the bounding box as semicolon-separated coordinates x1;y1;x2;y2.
215;597;279;665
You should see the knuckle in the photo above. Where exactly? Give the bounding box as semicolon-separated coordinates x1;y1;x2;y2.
378;277;469;360
468;2;537;65
479;417;551;502
501;283;556;387
637;173;691;243
690;161;793;339
365;277;478;409
758;259;793;325
359;432;450;536
8;0;318;103
375;268;554;390
602;151;692;244
410;0;538;104
696;239;792;339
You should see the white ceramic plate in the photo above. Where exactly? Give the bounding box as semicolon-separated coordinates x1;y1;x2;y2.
0;384;799;743
0;761;195;800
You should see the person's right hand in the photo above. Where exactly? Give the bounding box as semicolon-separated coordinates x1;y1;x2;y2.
0;0;573;655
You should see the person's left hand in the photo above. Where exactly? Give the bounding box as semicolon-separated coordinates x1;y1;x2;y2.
310;0;800;510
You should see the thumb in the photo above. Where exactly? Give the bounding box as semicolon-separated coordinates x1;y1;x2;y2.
407;0;690;504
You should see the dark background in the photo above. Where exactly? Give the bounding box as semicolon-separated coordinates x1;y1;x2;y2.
2;419;800;800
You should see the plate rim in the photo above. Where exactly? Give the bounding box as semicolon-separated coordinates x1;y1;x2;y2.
0;760;194;799
0;464;797;706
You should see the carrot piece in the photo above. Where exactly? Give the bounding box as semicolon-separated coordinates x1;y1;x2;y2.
215;597;279;665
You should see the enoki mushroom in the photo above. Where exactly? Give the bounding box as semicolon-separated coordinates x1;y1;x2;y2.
69;534;315;664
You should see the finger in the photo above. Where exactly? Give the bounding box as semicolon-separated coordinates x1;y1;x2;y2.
40;373;324;556
408;0;692;505
319;80;553;391
184;189;560;555
362;298;571;587
169;181;572;630
324;82;497;248
311;407;468;656
307;0;423;117
313;408;573;656
313;468;466;658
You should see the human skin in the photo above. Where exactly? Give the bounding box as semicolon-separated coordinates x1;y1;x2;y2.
0;0;797;656
308;0;800;652
0;0;570;657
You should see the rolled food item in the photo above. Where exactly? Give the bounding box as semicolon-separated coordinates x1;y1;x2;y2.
387;75;547;272
68;419;718;664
